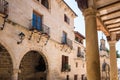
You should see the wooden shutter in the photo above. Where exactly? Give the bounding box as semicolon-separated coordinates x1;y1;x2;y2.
37;16;42;31
32;13;37;29
62;55;65;71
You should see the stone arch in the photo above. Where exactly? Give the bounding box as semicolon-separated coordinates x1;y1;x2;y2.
0;39;15;68
18;50;49;80
0;43;13;80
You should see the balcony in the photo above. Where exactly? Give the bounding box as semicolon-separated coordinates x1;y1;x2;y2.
75;37;83;44
0;0;8;17
77;52;84;58
29;24;50;36
41;24;50;36
61;37;73;49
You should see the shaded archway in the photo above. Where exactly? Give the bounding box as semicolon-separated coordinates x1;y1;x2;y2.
18;51;48;80
0;44;13;80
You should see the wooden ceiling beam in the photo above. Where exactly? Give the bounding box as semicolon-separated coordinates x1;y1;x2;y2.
107;25;120;30
97;0;120;10
105;21;120;26
110;29;120;33
103;16;120;22
97;2;120;10
100;9;120;17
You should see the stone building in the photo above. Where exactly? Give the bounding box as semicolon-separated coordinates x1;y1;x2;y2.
99;38;110;80
0;0;86;80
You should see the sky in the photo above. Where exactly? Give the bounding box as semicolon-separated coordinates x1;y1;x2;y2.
64;0;120;68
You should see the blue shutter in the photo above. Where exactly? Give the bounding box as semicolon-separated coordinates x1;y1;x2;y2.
37;16;42;31
62;32;67;43
32;13;37;29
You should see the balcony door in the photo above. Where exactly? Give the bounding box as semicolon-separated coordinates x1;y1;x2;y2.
32;12;42;31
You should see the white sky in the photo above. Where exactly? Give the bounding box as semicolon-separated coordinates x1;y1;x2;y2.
64;0;120;68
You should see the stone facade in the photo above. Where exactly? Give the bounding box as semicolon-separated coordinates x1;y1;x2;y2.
99;38;110;80
0;0;86;80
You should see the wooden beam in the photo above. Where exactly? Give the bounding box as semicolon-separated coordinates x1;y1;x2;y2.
110;29;120;32
105;21;120;26
103;16;120;22
97;2;120;11
100;9;120;17
108;25;120;29
97;0;120;10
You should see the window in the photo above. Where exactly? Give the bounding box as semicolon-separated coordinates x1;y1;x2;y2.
61;55;70;72
41;0;49;8
62;32;67;44
64;14;70;24
66;75;69;80
36;0;49;9
74;75;78;80
77;47;81;57
76;62;78;68
81;74;84;80
32;12;42;31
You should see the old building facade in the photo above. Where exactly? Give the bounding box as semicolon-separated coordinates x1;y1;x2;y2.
0;0;86;80
99;38;110;80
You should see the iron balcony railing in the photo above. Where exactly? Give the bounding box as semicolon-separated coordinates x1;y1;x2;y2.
29;24;50;36
61;37;73;49
77;52;84;58
0;0;8;16
42;24;50;35
75;38;83;44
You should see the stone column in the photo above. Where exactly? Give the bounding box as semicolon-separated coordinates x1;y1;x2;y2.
12;69;20;80
83;7;101;80
108;41;118;80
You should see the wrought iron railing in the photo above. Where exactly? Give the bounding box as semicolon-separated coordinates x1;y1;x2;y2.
75;38;83;44
61;37;73;49
42;24;50;35
77;52;84;58
0;0;8;16
29;24;50;36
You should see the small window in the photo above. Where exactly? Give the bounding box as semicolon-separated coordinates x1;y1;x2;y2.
32;12;42;31
66;75;69;80
41;0;49;9
61;55;70;72
62;32;67;44
74;75;78;80
77;47;81;57
36;0;49;9
81;74;84;80
64;14;70;24
76;62;78;68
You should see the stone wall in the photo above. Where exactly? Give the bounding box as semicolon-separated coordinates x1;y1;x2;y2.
0;45;13;80
0;0;86;80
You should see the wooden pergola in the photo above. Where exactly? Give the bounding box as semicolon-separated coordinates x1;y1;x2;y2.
75;0;120;80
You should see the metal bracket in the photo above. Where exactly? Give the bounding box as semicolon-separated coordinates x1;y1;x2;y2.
44;35;50;45
0;15;8;30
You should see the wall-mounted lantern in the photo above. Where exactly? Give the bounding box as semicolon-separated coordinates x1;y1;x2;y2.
17;32;25;44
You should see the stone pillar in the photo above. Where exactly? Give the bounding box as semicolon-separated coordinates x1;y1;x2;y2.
12;69;20;80
83;7;101;80
108;41;118;80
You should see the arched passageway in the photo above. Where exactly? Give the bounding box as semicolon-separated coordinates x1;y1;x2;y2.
0;44;13;80
18;51;48;80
